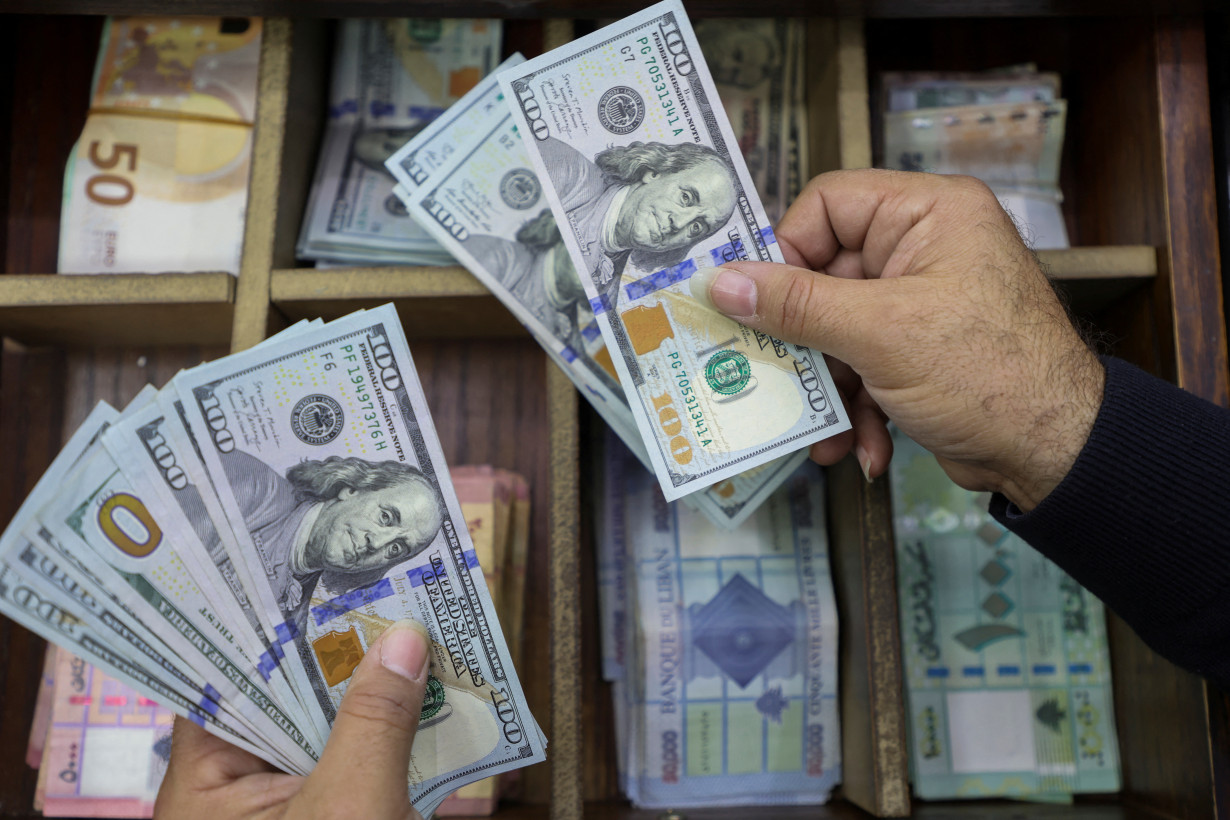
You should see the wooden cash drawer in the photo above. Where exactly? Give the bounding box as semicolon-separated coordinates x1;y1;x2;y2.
0;8;1226;820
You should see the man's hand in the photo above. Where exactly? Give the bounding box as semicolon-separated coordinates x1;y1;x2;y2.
692;169;1104;511
155;619;431;820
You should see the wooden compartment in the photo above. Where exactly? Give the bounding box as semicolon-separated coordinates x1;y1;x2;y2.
865;16;1228;820
0;7;1226;820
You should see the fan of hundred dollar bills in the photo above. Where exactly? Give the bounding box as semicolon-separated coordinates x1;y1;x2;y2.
381;2;846;527
0;305;545;818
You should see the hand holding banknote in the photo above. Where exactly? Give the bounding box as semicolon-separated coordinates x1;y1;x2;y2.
157;619;431;820
691;169;1103;511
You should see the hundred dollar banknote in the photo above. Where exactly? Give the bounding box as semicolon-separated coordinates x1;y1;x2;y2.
0;403;301;773
889;430;1120;799
175;304;545;811
297;20;501;265
36;392;328;764
398;67;806;527
499;0;850;501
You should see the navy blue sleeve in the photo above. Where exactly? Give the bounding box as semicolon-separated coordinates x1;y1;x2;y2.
989;356;1230;690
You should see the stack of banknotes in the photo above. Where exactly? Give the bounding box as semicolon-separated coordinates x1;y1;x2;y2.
888;429;1121;800
880;66;1070;249
596;430;841;808
0;304;545;817
22;463;529;818
58;17;261;275
297;20;503;265
385;1;849;527
26;645;175;818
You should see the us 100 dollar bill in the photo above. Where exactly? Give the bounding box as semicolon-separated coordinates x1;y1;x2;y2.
176;304;545;810
398;66;806;528
499;0;849;501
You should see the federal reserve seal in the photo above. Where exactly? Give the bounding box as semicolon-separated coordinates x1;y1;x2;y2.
418;674;454;728
420;676;446;720
598;86;645;135
499;168;541;210
290;394;344;445
705;350;752;395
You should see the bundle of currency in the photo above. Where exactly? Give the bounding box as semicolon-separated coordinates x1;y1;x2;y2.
27;646;174;818
388;1;846;521
695;19;809;223
880;67;1070;249
58;17;261;275
597;431;841;808
888;430;1121;799
386;56;808;530
499;1;850;502
297;20;501;266
0;304;545;817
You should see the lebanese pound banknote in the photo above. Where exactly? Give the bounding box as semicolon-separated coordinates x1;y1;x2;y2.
297;20;501;265
175;304;545;810
89;17;262;124
881;71;1060;113
888;429;1121;799
606;440;841;807
883;100;1067;189
40;647;174;819
499;0;850;501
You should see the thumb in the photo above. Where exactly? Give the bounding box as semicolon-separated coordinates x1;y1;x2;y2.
690;260;886;370
305;618;431;814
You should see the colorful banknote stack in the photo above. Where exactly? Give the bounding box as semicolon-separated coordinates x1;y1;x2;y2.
384;2;844;526
880;66;1070;249
58;17;262;275
889;430;1121;800
297;19;502;265
0;304;545;817
596;431;841;809
26;646;174;818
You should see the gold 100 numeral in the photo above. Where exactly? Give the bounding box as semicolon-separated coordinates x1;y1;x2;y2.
649;392;693;465
98;492;162;558
85;141;138;206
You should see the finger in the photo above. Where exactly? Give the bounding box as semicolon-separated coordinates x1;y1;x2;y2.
777;169;946;275
304;619;431;814
691;260;900;373
851;386;893;480
166;716;276;787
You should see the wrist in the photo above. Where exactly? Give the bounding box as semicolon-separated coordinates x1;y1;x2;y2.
998;351;1105;512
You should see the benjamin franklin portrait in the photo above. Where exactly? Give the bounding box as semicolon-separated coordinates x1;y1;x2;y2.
466;208;590;353
220;449;443;635
539;137;738;310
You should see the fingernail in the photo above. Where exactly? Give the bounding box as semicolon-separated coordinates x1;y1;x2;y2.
856;445;873;483
380;619;431;682
690;267;756;317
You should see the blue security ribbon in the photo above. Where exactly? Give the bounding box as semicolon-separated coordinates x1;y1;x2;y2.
311;578;395;627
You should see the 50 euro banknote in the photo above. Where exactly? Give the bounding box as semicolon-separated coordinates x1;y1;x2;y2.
498;0;850;501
